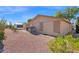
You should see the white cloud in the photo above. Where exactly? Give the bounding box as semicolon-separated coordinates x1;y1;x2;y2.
0;6;28;15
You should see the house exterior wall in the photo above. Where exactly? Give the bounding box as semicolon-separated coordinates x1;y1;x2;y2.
42;21;54;35
29;16;48;32
28;16;60;36
60;21;72;35
28;15;72;36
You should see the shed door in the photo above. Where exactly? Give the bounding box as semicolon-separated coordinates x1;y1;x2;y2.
53;21;60;33
43;22;54;35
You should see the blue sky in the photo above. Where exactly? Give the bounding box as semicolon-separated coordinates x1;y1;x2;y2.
0;6;77;24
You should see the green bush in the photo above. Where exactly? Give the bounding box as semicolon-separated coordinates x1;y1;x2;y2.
0;31;4;52
48;35;79;53
7;23;17;32
11;26;17;32
0;31;4;41
0;19;7;31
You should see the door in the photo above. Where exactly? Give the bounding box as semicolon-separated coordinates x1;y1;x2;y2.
53;21;60;33
43;22;54;35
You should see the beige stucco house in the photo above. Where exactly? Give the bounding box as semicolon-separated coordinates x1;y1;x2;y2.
27;15;72;36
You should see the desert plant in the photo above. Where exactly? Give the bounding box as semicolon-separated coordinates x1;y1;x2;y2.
7;22;17;32
72;38;79;52
48;35;79;53
54;7;79;21
0;31;5;52
0;31;4;41
48;36;67;52
11;25;17;32
0;18;6;52
0;19;7;31
0;31;4;52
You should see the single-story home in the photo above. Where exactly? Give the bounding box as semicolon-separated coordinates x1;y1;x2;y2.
27;15;72;36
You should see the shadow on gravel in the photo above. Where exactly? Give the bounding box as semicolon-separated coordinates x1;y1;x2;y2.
30;32;41;35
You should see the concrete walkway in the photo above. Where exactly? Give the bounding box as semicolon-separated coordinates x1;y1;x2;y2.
3;29;54;53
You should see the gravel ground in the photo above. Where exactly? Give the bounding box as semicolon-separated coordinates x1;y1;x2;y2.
3;29;54;53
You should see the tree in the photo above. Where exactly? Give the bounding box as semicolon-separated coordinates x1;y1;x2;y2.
76;17;79;33
55;11;63;17
8;22;13;28
62;7;79;21
76;17;79;26
23;22;27;25
54;7;79;21
27;19;32;23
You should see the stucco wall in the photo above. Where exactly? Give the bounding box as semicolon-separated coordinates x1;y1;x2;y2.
42;21;60;36
29;16;60;36
42;22;54;35
60;21;72;35
28;16;72;36
29;16;47;32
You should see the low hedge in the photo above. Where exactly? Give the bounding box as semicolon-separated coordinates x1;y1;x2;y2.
48;35;79;53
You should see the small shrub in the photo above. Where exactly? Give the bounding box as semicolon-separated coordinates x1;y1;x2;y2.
0;19;7;31
0;31;4;41
0;19;6;52
7;22;17;32
48;36;67;52
72;38;79;52
10;25;17;32
48;35;79;53
0;41;4;50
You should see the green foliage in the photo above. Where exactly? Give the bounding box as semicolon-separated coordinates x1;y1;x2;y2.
63;7;79;21
55;11;63;17
48;36;66;52
54;7;79;21
27;19;32;23
0;31;4;50
11;25;17;32
23;22;27;25
48;35;79;53
0;18;7;31
76;17;79;26
0;31;4;41
9;22;13;29
0;18;6;49
73;38;79;51
7;22;17;32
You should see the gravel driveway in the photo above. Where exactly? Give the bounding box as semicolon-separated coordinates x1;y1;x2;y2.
3;29;54;53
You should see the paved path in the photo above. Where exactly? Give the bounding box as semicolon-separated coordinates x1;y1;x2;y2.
3;29;54;53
